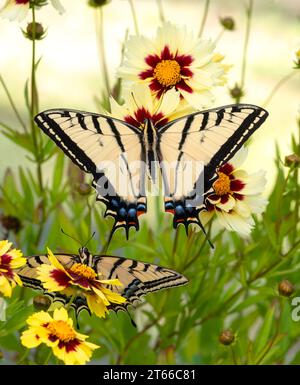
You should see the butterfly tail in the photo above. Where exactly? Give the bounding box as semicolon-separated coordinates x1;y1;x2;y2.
97;195;147;239
165;198;214;248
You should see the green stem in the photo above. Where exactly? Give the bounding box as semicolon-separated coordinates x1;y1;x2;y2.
263;71;297;107
237;0;254;103
128;0;139;35
0;75;28;132
212;29;225;45
255;300;282;364
43;349;53;365
198;0;210;37
30;5;46;246
156;0;165;23
230;346;238;365
65;294;76;312
95;7;110;96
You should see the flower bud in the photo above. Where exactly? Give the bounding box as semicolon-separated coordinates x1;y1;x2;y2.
0;215;21;234
77;183;92;196
230;83;244;99
278;280;294;297
33;295;51;311
294;49;300;69
284;153;300;168
23;22;46;41
88;0;111;7
220;16;235;31
219;330;235;346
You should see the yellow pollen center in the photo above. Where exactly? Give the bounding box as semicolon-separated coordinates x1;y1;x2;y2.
70;263;97;280
47;320;76;342
213;172;231;196
154;59;181;87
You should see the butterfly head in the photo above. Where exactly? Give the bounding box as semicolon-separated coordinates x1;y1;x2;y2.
78;246;93;267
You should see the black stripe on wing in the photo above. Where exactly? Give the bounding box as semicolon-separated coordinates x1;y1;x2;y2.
34;109;146;237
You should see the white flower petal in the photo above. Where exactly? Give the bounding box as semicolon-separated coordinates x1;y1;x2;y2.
216;194;236;212
50;0;65;14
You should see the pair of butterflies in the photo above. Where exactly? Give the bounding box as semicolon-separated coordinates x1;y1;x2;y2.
18;103;268;314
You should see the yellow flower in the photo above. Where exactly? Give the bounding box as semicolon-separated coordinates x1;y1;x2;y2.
21;307;99;365
0;240;26;297
37;249;126;318
118;22;230;109
109;83;194;130
200;147;267;236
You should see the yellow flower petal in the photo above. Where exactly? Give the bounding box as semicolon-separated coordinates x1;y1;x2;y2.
98;278;123;286
37;264;69;292
86;294;108;318
47;248;71;278
0;240;12;256
0;275;12;297
9;254;26;269
21;329;42;349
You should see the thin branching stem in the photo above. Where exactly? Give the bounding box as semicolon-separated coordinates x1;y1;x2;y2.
128;0;139;35
198;0;210;38
0;74;27;132
263;71;297;107
30;5;46;246
237;0;254;103
95;7;110;96
212;29;225;45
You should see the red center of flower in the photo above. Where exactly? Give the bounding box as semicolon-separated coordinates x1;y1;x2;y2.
15;0;30;4
140;45;194;98
124;107;169;129
0;254;13;278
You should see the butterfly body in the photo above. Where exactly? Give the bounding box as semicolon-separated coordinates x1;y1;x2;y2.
17;248;188;316
34;104;268;236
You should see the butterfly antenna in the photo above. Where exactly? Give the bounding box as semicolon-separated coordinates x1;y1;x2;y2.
83;231;96;248
61;228;81;246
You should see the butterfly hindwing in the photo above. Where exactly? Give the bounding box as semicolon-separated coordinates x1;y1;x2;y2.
34;110;147;235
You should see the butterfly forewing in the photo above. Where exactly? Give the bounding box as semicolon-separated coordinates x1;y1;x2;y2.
34;110;147;234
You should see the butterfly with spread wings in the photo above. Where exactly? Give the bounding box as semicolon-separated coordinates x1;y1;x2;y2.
34;104;268;237
17;247;188;317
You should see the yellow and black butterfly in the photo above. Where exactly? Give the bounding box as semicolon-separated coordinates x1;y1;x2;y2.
34;104;268;236
17;246;188;317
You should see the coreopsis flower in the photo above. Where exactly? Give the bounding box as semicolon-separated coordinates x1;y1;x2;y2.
0;240;26;297
21;307;99;365
109;83;193;129
37;249;126;318
200;148;267;236
118;22;230;109
0;0;64;22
